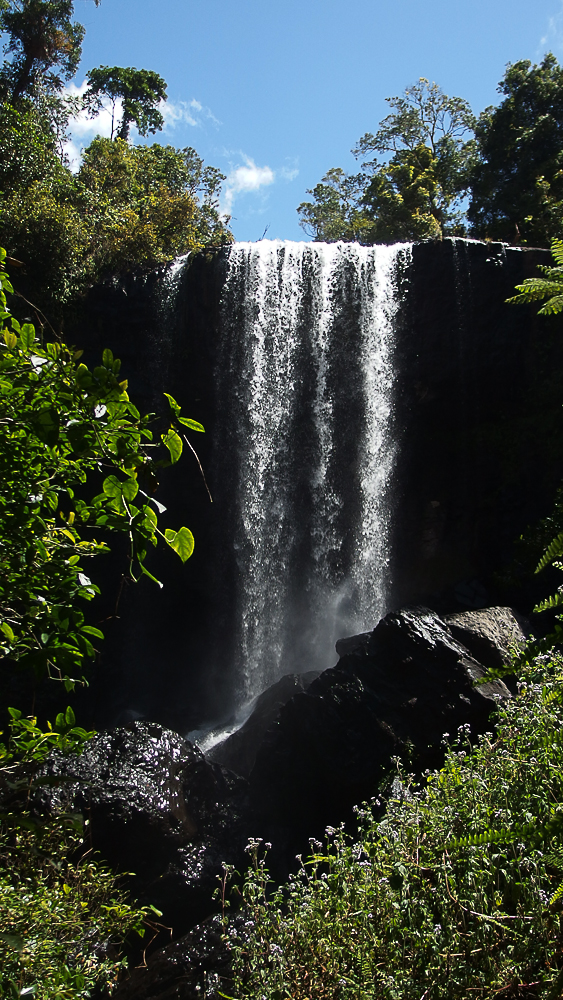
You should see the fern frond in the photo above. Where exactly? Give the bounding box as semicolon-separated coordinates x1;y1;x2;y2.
534;591;563;613
539;295;563;315
542;687;563;707
536;532;563;572
536;265;563;279
552;237;563;267
448;811;563;851
448;821;534;850
508;279;563;303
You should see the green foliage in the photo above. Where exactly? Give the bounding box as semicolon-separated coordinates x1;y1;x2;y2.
74;138;231;276
0;0;88;104
0;810;151;998
355;77;476;238
228;661;563;998
297;168;374;243
469;54;563;246
508;237;563;315
298;78;476;243
0;248;199;690
360;143;447;242
0;704;94;763
0;100;63;189
0;135;231;311
84;65;168;141
0;3;231;309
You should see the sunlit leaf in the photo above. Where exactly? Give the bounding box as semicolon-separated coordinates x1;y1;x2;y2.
164;526;194;562
178;416;205;432
162;428;183;464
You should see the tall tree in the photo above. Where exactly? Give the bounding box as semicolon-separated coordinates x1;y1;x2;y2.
468;54;563;246
84;65;167;141
0;0;90;103
298;78;476;243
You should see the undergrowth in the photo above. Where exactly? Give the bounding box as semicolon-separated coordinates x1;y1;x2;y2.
227;657;563;999
0;711;153;998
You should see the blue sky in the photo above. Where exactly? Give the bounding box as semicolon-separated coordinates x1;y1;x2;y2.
67;0;563;241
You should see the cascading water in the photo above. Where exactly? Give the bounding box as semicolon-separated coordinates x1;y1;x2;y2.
212;240;411;704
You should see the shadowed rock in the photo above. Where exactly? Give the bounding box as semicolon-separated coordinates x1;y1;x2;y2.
113;914;239;1000
207;670;320;777
31;722;248;935
246;607;510;868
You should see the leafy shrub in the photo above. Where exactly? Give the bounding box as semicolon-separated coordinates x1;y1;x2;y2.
0;247;198;693
0;814;151;999
0;699;155;997
228;660;563;998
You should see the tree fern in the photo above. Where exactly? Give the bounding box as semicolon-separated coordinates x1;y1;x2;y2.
507;238;563;315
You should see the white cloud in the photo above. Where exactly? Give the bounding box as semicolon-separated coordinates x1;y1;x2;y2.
221;155;276;216
161;97;221;130
280;161;299;182
61;82;220;171
538;2;563;54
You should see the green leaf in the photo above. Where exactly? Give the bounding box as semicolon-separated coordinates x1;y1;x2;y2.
102;475;123;499
162;428;183;464
0;932;25;953
81;626;104;639
121;477;139;502
65;706;76;726
178;416;205;432
102;347;114;367
20;323;35;349
163;392;181;415
1;622;15;642
164;526;194;562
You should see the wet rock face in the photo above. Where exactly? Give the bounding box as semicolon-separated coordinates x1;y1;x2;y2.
33;722;249;934
207;670;321;778
445;606;527;670
247;607;510;868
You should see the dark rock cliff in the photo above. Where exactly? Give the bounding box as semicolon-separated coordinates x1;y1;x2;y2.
65;239;561;730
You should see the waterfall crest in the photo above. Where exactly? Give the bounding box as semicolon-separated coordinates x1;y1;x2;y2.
214;240;410;702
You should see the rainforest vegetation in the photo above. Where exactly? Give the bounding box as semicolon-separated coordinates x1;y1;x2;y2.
299;54;563;247
0;0;232;316
2;0;563;994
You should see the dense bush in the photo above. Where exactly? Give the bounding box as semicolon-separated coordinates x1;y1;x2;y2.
228;660;563;998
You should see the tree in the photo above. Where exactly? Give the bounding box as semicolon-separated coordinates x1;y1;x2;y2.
469;54;563;246
298;78;476;243
74;138;231;275
84;65;167;141
298;168;373;243
0;247;202;692
0;0;89;103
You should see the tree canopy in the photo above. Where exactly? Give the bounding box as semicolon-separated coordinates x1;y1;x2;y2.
468;54;563;246
0;0;232;313
0;0;88;103
298;78;477;243
84;64;167;141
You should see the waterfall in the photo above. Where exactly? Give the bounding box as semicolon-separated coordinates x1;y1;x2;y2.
212;240;411;704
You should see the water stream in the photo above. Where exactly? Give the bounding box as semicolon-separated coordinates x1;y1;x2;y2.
211;240;411;704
